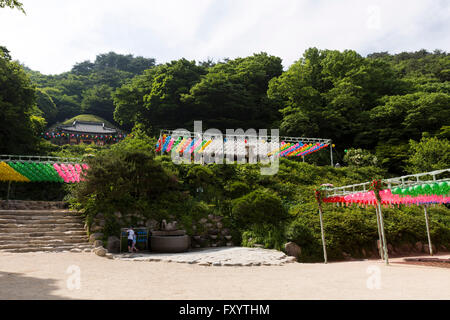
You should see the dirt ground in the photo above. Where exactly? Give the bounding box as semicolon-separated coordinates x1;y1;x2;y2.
0;252;449;300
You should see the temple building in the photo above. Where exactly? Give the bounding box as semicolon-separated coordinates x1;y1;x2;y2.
49;120;124;146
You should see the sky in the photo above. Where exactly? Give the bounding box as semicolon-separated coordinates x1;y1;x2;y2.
0;0;449;75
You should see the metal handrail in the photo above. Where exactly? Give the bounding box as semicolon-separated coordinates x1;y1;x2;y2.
159;129;332;144
0;154;83;163
324;168;450;197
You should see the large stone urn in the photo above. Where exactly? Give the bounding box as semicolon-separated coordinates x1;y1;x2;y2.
150;220;190;253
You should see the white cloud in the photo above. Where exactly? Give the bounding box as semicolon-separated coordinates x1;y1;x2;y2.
0;0;448;74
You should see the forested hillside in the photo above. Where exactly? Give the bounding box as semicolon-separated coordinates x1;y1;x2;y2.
26;52;155;126
1;46;449;174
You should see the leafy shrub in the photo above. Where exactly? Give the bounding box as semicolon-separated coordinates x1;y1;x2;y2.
406;136;450;173
344;148;378;167
242;224;286;251
231;189;289;229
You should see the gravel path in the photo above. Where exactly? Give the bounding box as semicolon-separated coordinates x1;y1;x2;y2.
0;251;449;299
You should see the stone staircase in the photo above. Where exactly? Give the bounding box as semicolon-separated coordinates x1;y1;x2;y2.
0;205;91;253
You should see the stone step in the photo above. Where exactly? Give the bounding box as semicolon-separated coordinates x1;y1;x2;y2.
0;230;87;238
0;234;87;241
0;220;83;227
0;244;93;253
0;215;83;222
0;210;79;216
0;239;89;247
0;227;86;234
0;222;85;229
0;242;91;250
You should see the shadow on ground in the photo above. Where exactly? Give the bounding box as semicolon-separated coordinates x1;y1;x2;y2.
0;271;69;300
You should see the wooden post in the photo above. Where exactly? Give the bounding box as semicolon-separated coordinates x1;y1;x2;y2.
423;205;433;256
377;201;389;265
318;203;328;264
375;205;384;260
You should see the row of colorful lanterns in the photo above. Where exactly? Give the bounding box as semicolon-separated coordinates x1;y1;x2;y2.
42;132;126;141
156;135;329;158
391;182;449;197
0;161;89;183
323;188;450;206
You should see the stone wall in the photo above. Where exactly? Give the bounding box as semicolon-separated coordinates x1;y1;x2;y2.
89;212;233;249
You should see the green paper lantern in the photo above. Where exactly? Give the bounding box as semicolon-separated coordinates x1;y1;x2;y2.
422;183;432;195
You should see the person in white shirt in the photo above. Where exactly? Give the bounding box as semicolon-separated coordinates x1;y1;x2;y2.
132;232;139;253
127;226;135;253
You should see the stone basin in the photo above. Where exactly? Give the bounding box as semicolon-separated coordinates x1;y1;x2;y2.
150;230;190;253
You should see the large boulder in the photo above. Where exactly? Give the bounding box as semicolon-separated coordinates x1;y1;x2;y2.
94;247;107;257
89;233;104;243
106;236;121;253
93;240;104;248
284;242;301;258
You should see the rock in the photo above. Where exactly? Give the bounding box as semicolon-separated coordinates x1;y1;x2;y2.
217;222;223;229
90;225;103;232
93;240;104;248
284;242;301;258
284;256;297;263
105;253;113;259
94;247;107;257
199;218;207;224
106;236;120;253
70;248;82;253
114;211;122;218
83;248;92;253
415;241;423;252
398;243;413;254
89;232;104;243
208;214;214;220
145;219;159;231
253;244;264;248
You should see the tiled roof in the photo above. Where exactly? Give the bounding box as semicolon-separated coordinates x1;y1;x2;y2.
58;121;118;134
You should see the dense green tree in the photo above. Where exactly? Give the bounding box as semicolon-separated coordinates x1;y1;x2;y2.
0;0;24;13
406;137;450;173
182;52;283;130
0;47;39;153
268;48;401;146
114;58;206;133
35;88;58;125
81;85;115;123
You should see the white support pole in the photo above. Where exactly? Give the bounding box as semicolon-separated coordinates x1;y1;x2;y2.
318;203;328;264
377;201;389;265
375;205;384;260
423;205;433;256
330;143;334;167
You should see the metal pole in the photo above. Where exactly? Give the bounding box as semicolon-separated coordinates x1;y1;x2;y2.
330;143;334;167
375;205;384;260
318;203;328;264
423;205;433;256
377;201;389;265
6;180;11;201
